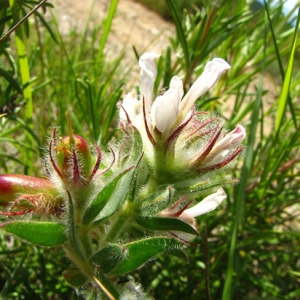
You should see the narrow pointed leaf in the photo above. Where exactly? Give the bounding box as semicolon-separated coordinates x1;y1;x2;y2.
135;216;198;235
0;67;22;93
275;13;299;133
112;237;183;275
92;155;143;226
92;166;135;224
82;167;133;225
1;221;66;247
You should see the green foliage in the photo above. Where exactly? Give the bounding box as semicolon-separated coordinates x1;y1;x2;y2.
0;0;124;175
112;237;184;275
1;221;66;246
0;236;74;299
132;1;300;299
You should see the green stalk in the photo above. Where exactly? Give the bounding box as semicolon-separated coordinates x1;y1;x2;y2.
9;0;33;172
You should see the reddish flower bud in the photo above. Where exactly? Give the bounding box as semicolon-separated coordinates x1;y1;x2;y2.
56;135;92;181
49;132;100;188
0;174;56;203
0;174;63;216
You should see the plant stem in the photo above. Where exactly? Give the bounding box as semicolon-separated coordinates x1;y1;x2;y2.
93;276;117;300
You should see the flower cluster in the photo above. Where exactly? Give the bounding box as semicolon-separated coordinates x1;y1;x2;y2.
119;52;246;240
120;52;246;184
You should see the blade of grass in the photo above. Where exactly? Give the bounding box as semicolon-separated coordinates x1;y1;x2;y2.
96;0;119;67
221;35;266;300
165;0;189;71
275;8;299;133
258;10;299;189
263;0;284;78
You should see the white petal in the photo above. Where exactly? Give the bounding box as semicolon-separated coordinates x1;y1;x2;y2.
207;124;246;164
184;189;226;217
151;76;183;135
139;52;160;110
180;58;230;114
120;92;140;126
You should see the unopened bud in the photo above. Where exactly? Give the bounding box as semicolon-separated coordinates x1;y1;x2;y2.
55;134;93;183
49;131;100;189
0;174;57;204
0;174;63;216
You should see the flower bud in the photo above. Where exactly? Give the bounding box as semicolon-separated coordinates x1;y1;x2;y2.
0;174;57;204
50;133;96;187
0;174;62;215
203;124;246;167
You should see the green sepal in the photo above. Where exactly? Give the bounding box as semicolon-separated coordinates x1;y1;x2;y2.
132;127;143;161
112;237;183;275
1;221;66;247
82;167;134;225
135;216;198;235
138;186;174;216
63;265;88;288
89;243;124;273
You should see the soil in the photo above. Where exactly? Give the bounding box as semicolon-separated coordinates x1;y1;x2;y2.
54;0;175;68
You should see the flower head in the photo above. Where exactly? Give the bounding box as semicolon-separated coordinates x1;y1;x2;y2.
120;52;245;184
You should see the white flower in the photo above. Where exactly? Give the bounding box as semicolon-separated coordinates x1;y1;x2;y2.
182;188;226;218
120;52;231;139
204;124;246;166
120;92;141;128
151;76;183;135
119;52;242;184
160;189;227;241
139;52;160;114
179;58;231;116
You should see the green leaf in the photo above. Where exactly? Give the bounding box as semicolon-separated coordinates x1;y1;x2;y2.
0;67;22;93
63;265;88;288
96;0;119;63
82;167;134;225
1;221;66;247
89;244;124;273
135;216;198;236
92;166;136;225
112;237;183;275
35;11;58;43
275;13;299;133
139;187;173;216
165;0;189;70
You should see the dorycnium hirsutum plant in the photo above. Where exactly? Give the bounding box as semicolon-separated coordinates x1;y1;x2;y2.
0;53;245;299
